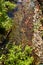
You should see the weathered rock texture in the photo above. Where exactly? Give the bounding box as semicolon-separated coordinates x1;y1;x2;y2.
8;0;43;64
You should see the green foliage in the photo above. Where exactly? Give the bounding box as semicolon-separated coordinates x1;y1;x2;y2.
0;44;34;65
0;0;16;31
4;1;17;11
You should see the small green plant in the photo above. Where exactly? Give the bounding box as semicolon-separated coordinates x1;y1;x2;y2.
0;0;16;31
0;44;34;65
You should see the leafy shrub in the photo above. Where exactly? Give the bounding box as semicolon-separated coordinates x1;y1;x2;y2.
0;44;34;65
0;0;16;31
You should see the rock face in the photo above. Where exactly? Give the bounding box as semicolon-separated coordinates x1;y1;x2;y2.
32;0;43;63
9;0;34;45
8;0;43;63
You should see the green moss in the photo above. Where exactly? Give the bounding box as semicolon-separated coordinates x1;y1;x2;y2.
0;0;16;31
0;44;34;65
